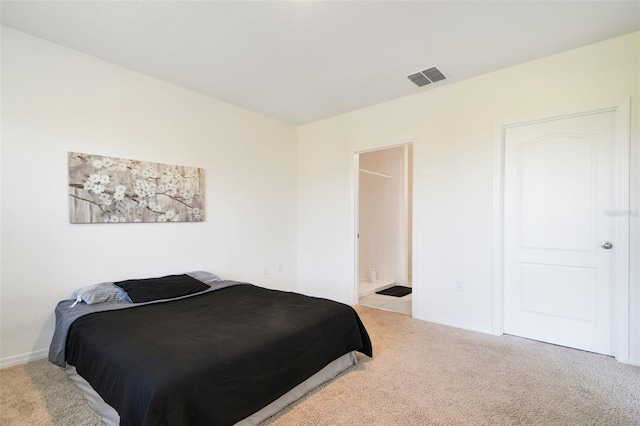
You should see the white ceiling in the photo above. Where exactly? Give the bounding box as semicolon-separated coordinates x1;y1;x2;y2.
1;1;639;125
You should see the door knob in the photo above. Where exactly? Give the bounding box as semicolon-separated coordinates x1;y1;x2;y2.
601;241;613;250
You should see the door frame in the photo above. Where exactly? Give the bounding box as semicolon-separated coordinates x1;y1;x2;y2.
352;140;417;316
492;98;631;362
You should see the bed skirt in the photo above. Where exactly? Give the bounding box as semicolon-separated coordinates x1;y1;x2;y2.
66;351;357;425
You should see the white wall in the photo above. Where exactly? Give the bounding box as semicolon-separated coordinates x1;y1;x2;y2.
298;33;640;363
0;27;298;367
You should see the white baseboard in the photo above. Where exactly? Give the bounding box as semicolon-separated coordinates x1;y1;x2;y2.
0;348;49;369
627;356;640;367
412;315;640;367
413;313;494;335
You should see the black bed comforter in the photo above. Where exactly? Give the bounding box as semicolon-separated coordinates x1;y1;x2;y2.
65;283;372;426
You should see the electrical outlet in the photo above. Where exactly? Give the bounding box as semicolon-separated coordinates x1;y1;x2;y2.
278;264;283;274
455;281;463;292
263;266;268;275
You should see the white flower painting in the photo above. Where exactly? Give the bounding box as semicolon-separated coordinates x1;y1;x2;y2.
68;152;204;223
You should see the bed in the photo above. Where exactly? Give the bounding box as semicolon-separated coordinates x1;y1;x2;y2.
49;272;372;425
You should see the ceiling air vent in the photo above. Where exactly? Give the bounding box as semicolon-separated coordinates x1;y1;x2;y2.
407;66;447;87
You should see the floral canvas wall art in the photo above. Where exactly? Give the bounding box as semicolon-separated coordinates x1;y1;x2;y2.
68;152;204;223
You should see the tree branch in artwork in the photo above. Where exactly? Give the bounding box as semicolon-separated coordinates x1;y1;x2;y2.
69;193;109;215
69;183;185;214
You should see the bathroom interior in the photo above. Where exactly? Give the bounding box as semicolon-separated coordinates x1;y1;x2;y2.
357;144;413;315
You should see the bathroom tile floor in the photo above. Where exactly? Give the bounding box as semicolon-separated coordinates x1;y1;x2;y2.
358;279;395;297
359;293;412;316
357;279;412;315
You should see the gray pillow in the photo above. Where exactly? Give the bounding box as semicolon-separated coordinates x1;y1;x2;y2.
186;271;224;286
71;282;132;305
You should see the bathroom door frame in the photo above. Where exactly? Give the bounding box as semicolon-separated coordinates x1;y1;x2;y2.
352;140;417;316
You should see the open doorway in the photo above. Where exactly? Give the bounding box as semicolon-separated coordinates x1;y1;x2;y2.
356;144;413;315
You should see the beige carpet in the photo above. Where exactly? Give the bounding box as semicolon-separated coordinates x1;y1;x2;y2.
1;305;639;425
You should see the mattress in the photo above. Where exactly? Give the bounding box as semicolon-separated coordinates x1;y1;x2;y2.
53;280;372;425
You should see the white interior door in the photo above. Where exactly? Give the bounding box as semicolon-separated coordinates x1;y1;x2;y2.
504;110;616;355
